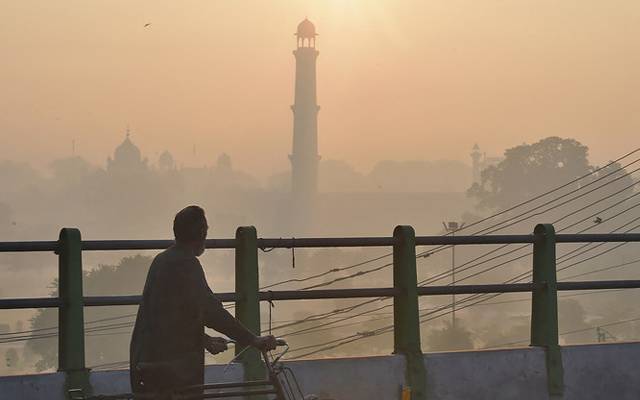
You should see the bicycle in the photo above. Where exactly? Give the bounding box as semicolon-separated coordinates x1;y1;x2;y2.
69;339;307;400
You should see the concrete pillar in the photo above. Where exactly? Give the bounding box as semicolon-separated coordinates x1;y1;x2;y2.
57;228;91;397
530;223;564;397
393;225;427;400
235;226;266;387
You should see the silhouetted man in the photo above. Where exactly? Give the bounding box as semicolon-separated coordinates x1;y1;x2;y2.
130;205;276;398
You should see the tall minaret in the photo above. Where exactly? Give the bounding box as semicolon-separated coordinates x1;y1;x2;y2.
290;18;320;230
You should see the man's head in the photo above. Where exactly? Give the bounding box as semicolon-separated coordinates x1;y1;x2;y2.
173;205;208;256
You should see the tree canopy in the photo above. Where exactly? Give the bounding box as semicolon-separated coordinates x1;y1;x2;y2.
26;255;152;371
468;137;592;210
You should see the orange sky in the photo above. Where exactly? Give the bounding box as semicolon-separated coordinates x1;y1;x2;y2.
1;0;639;178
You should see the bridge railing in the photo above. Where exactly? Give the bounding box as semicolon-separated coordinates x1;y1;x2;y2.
2;224;640;399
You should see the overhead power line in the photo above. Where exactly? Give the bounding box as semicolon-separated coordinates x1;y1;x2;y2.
420;188;640;288
261;150;640;291
7;149;639;352
284;169;640;294
414;152;640;258
285;218;640;358
269;207;640;340
487;315;640;349
455;149;640;236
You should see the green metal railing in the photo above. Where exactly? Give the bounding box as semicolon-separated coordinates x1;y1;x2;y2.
2;224;640;399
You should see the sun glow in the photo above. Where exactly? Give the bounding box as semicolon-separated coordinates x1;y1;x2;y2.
308;0;405;47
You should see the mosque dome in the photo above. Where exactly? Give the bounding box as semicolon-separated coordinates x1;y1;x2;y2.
296;18;317;38
107;130;148;173
113;134;142;164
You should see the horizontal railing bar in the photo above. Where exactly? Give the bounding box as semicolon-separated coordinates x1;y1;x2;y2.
2;233;640;253
0;297;61;309
80;236;536;251
192;389;278;399
67;393;134;400
258;237;394;248
83;296;143;306
418;283;540;295
0;241;58;252
556;233;640;243
83;288;400;306
5;280;640;310
557;280;640;291
258;288;398;300
82;239;236;251
0;236;538;253
415;235;535;246
188;380;273;391
82;292;235;306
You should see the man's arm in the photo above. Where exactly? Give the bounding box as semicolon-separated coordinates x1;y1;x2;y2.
201;286;257;346
187;259;274;349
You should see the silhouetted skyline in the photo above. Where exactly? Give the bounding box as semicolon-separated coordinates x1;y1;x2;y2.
1;1;638;177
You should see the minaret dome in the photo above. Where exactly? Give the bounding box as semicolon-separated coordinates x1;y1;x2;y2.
296;18;317;48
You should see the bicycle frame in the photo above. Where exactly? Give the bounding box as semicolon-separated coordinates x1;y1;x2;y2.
175;345;304;399
69;341;305;400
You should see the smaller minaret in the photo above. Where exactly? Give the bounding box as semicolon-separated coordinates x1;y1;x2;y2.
471;144;483;184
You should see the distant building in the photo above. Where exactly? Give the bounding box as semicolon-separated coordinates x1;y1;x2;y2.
216;153;232;171
470;144;502;184
158;150;176;171
107;129;148;173
289;18;321;232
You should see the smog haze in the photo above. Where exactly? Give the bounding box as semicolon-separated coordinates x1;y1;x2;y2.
1;0;640;378
2;0;639;176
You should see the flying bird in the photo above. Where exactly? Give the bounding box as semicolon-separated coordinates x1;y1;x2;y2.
144;23;152;28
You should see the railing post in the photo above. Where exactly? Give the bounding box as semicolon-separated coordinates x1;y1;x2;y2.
57;228;91;397
235;226;265;387
531;224;564;397
393;225;427;400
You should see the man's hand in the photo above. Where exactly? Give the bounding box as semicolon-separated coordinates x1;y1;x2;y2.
252;335;278;352
204;336;229;355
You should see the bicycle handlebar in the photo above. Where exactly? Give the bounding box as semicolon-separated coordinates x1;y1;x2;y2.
221;337;287;348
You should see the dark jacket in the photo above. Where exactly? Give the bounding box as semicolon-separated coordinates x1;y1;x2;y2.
129;244;255;395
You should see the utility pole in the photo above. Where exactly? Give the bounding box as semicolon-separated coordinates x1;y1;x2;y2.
596;326;616;343
443;221;464;329
597;327;605;343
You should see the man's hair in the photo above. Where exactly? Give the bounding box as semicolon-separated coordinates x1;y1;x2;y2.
173;205;208;243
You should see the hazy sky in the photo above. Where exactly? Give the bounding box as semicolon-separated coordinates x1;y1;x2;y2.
1;1;639;178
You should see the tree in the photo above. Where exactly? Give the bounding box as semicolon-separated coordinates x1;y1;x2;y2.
26;255;152;371
49;157;94;184
423;319;474;351
468;137;591;211
5;348;19;368
558;299;592;344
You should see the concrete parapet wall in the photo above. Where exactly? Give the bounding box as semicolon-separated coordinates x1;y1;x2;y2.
1;342;639;400
285;355;407;399
88;364;245;400
87;356;407;400
562;342;640;400
0;371;65;400
424;346;549;400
